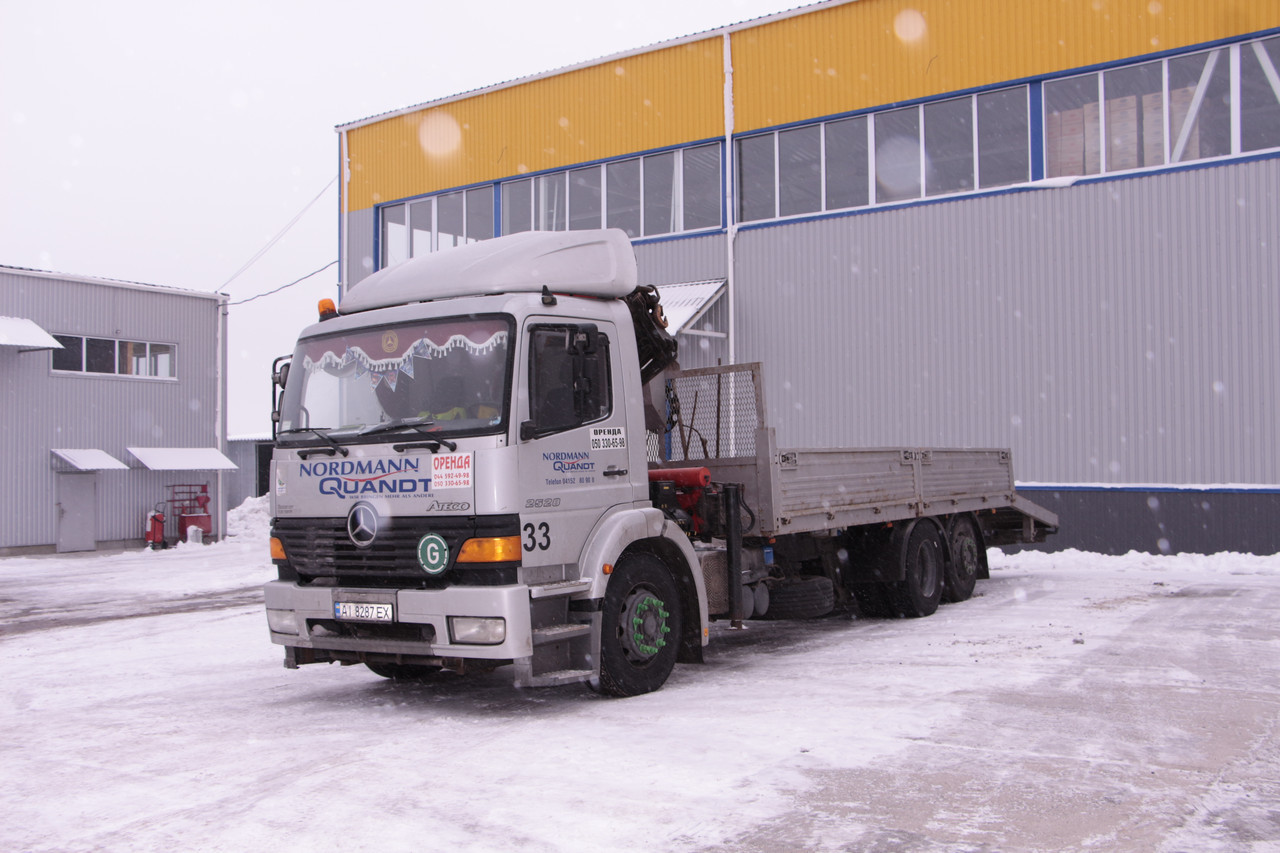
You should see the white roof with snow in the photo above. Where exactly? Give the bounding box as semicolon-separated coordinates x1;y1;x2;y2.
340;229;639;314
51;449;129;471
127;447;237;471
653;280;726;335
0;316;62;350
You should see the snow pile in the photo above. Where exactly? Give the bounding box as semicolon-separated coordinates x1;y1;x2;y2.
226;494;271;540
989;546;1280;577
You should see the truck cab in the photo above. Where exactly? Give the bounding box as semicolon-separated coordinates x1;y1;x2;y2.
264;230;707;695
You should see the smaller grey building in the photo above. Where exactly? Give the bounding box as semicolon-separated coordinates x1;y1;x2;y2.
0;266;234;553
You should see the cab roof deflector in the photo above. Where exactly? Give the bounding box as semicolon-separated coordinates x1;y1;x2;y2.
340;229;639;314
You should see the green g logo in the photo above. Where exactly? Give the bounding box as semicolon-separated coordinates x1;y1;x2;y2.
417;533;449;575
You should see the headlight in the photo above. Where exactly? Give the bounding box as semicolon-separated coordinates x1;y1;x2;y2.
448;616;506;645
266;609;300;635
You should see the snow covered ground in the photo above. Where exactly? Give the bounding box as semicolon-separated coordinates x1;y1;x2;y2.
2;499;1278;852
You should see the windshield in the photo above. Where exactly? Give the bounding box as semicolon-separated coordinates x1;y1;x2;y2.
277;315;511;440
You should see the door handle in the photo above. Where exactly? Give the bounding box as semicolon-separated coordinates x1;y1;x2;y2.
603;467;628;477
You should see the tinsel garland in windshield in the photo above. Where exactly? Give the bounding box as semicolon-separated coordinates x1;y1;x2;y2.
302;331;507;392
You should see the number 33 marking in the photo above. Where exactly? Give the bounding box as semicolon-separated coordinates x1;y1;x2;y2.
523;521;551;552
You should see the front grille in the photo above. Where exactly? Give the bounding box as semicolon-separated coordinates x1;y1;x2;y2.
274;514;519;587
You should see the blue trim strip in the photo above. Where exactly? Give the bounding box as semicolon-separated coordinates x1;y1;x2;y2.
732;149;1280;233
1018;485;1280;495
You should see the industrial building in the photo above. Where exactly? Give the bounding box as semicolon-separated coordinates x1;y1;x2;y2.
332;0;1280;553
0;267;234;553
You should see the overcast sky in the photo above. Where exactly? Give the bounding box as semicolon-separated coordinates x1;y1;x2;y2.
1;0;800;435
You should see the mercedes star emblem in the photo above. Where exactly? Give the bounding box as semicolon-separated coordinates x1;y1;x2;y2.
347;502;378;548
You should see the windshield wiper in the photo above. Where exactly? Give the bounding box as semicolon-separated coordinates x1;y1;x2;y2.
358;416;436;438
361;417;459;453
392;437;458;454
278;428;350;458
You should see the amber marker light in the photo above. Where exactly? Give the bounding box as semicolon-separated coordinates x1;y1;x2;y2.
270;537;287;561
602;563;614;575
456;535;522;563
317;298;338;320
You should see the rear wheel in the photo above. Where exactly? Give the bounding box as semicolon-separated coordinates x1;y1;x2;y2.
890;522;944;617
596;553;682;697
943;514;984;603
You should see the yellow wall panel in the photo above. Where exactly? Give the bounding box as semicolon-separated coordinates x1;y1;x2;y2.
732;0;1280;132
345;38;724;211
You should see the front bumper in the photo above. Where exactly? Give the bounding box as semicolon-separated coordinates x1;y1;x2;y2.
264;580;534;663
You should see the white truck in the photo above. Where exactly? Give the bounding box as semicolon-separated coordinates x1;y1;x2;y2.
264;229;1056;696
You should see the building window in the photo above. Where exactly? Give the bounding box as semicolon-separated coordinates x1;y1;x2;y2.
52;335;176;379
569;166;603;230
380;187;494;267
824;116;870;209
778;125;822;216
377;142;722;268
737;85;1029;221
1242;36;1280;152
977;87;1030;187
874;106;922;203
606;158;642;236
737;134;776;222
924;96;974;196
682;143;722;229
1045;37;1280;178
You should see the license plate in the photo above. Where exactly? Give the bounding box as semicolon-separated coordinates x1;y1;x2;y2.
334;601;394;622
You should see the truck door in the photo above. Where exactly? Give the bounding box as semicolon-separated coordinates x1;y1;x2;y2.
517;320;640;571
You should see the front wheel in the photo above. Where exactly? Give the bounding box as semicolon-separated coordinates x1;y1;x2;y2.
595;553;682;697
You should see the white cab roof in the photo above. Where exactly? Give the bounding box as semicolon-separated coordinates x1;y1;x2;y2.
340;229;638;314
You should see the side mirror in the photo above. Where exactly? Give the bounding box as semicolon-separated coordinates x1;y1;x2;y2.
520;420;537;442
274;361;291;389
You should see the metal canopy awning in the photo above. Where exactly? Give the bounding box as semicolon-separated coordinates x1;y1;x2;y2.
51;448;129;471
0;316;62;351
653;280;726;336
127;447;238;471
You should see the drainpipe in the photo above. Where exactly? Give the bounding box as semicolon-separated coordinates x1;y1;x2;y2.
339;128;350;301
722;32;737;365
215;292;229;540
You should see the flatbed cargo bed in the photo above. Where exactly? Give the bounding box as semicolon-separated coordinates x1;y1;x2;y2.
655;363;1057;545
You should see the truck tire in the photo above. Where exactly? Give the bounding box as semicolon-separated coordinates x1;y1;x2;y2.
765;576;835;620
596;553;682;697
943;514;984;603
890;522;944;617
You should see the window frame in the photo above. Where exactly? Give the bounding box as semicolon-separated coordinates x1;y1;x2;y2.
51;334;178;380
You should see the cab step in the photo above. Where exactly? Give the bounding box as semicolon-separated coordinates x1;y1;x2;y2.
519;668;594;688
533;623;592;645
528;579;593;599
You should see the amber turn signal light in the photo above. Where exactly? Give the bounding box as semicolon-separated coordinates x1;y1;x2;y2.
456;535;522;563
270;537;287;561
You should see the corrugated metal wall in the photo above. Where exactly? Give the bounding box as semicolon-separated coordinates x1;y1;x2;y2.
0;271;228;549
342;38;724;212
725;156;1280;485
636;235;731;370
